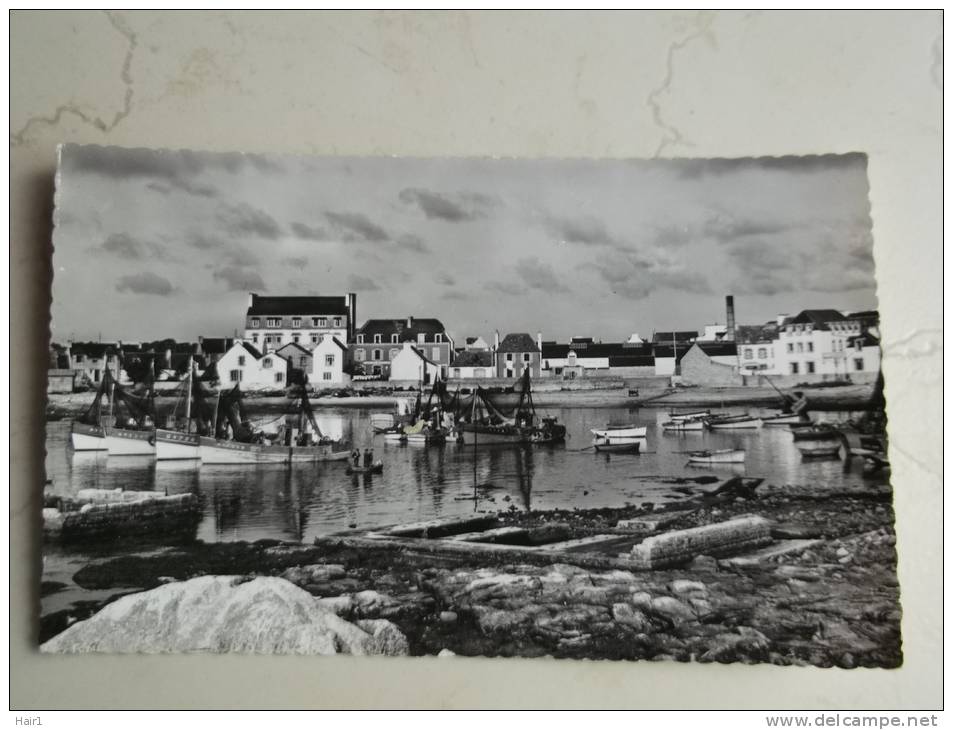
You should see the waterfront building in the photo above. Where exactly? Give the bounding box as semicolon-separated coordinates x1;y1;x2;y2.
350;316;454;379
464;336;490;351
64;341;123;386
679;342;741;386
309;335;349;386
216;341;289;390
774;309;863;378
275;342;313;384
196;337;236;368
449;350;495;379
494;332;541;379
540;337;655;379
390;341;441;384
243;292;357;351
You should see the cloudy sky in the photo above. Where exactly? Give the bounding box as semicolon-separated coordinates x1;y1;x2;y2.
52;146;877;343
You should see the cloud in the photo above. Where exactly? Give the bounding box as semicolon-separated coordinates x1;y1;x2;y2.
325;212;389;242
398;188;498;222
585;249;711;300
436;272;456;286
217;203;282;239
61;145;285;181
702;212;794;243
441;290;471;300
667;153;868;181
99;232;162;260
115;272;174;296
395;234;429;253
290;222;332;242
213;266;265;291
283;256;309;268
187;233;225;251
515;257;569;292
541;215;616;247
486;281;524;296
347;274;380;291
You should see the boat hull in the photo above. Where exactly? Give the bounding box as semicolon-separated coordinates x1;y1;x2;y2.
105;428;156;456
155;430;201;460
797;443;842;458
662;420;705;432
590;425;647;439
669;410;710;422
347;461;384;475
593;439;642;454
687;450;746;464
707;418;762;430
70;422;107;451
761;413;808;426
197;436;351;464
458;425;524;445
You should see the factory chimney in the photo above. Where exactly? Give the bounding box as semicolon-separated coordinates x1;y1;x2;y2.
725;295;736;341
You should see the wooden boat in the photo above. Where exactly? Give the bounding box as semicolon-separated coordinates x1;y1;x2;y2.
686;449;746;464
346;460;384;475
370;413;396;432
796;442;842;458
592;437;642;454
70;367;117;451
761;412;809;427
70;421;108;451
103;367;160;456
590;423;647;439
662;418;705;432
669;409;710;422
198;384;350;465
790;424;841;442
705;414;762;430
457;370;566;446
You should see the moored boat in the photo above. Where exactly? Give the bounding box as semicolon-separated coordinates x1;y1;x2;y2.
346;460;384;475
70;368;118;451
592;436;642;454
590;423;647;439
669;409;710;422
705;414;762;430
761;412;810;427
686;449;746;464
662;418;705;432
796;442;842;458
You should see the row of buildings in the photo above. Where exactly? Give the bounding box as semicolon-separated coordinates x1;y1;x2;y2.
49;293;882;392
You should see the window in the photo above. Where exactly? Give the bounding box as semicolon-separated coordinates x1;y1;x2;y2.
311;317;319;327
523;353;531;363
389;348;398;359
506;353;514;362
275;335;283;345
251;318;260;328
318;317;327;327
744;348;753;359
454;368;461;378
391;334;399;344
251;334;259;344
790;363;799;375
265;335;273;345
373;349;382;361
757;348;767;359
806;361;815;374
229;369;241;382
373;334;382;344
795;324;802;334
417;333;426;344
267;317;281;327
854;340;863;351
300;356;308;368
310;334;319;345
238;355;246;366
433;348;441;361
805;324;813;334
75;354;84;363
323;372;332;381
293;334;300;344
292;317;301;328
796;343;803;353
372;365;382;376
262;358;272;369
854;358;864;371
807;342;814;353
325;354;335;367
357;334;364;344
355;349;364;362
435;334;443;343
334;317;341;327
275;372;284;384
786;343;794;353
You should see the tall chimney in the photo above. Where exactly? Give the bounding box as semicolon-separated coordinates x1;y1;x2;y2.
407;315;414;329
347;293;356;342
725;295;736;341
249;292;256;308
536;331;542;352
494;330;500;350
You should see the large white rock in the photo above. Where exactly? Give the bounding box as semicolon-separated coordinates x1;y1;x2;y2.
41;575;409;656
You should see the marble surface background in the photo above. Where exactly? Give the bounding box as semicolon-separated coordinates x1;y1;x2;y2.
11;10;942;709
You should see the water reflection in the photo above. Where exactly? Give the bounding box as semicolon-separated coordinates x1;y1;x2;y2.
44;406;887;544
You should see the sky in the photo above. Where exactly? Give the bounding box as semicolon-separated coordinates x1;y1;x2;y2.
51;146;878;344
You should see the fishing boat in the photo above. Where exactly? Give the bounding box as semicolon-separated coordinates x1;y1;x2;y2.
370;395;417;434
198;384;350;465
70;368;117;451
705;413;762;430
346;460;384;475
590;423;647;439
155;369;213;460
669;409;710;422
456;370;566;446
662;418;705;432
796;442;842;458
761;412;810;427
592;436;642;454
686;449;746;464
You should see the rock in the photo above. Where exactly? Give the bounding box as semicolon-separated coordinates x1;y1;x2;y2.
669;580;707;596
281;564;347;586
472;607;526;634
629;591;653;610
611;603;651;632
315;595;354;615
40;576;409;655
438;648;456;658
648;596;696;624
439;611;458;624
775;566;821;582
687;555;719;572
836;547;849;558
355;619;410;656
838;556;852;564
156;576;178;585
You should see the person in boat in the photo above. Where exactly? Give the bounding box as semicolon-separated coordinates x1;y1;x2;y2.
351;449;360;468
779;394;796;414
791;391;811;422
363;448;373;467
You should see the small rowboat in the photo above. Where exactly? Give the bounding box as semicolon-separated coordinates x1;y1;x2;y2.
790;424;841;442
370;413;396;433
706;414;762;430
761;413;808;427
590;423;647;439
593;437;642;454
346;460;384;475
686;449;746;464
669;409;710;422
662;418;705;432
796;443;841;458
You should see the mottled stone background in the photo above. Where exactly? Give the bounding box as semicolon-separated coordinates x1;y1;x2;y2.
11;10;941;709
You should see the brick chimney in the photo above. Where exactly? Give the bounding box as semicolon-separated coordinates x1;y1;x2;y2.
725;295;736;341
536;331;542;352
406;315;414;329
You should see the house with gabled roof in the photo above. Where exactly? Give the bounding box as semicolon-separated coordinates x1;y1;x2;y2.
310;335;349;386
540;338;655;378
390;342;441;384
494;331;541;379
216;340;289;390
679;342;741;386
351;316;454;379
449;349;495;379
276;342;313;384
244;292;356;352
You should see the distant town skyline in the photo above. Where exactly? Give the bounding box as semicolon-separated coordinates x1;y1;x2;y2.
52;146;878;343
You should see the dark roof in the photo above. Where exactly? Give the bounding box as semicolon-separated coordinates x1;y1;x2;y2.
70;342;114;358
247;294;349;316
653;345;689;362
356;318;448;342
787;310;846;330
848;310;880;321
276;342;312;357
465;336;479;344
653;331;697;343
694;342;738;357
569;337;594;344
542;342;655;359
497;333;538;352
733;324;775;344
239;342;263;359
199;337;235;354
451;350;494;368
848;332;880;347
608;354;655;367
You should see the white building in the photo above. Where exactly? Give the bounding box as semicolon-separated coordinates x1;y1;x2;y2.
449;350;495;379
775;310;863;378
243;292;357;351
216;341;289;390
846;332;882;375
390;342;441;384
310;335;349;386
738;341;778;374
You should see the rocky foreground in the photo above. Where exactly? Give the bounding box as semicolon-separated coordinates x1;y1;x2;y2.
42;480;901;667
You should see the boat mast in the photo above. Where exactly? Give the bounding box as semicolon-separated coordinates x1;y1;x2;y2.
184;364;192;435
